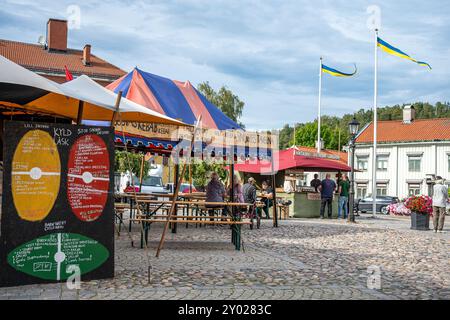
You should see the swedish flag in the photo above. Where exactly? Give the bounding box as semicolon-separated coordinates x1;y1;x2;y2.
321;64;357;77
377;37;432;69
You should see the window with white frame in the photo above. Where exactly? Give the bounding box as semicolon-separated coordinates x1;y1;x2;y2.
357;157;368;171
408;183;421;196
408;156;422;172
448;154;450;172
376;183;388;196
356;184;368;199
377;156;389;171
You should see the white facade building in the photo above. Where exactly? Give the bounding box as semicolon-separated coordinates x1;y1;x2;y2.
352;107;450;199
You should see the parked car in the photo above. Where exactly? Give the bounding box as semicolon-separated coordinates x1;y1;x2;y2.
123;175;167;194
165;183;197;194
356;196;399;215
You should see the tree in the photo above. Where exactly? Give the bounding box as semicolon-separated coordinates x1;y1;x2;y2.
279;101;450;151
197;81;245;128
115;150;150;180
183;161;228;191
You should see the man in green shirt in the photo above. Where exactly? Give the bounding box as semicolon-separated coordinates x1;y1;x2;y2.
338;174;350;219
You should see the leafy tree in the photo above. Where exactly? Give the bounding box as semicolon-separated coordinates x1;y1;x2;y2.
278;101;450;150
115;150;150;180
197;81;245;128
183;161;228;191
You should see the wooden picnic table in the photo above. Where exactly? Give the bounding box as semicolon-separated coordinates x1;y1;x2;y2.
129;200;254;250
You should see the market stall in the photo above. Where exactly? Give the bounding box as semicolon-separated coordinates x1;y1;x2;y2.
234;147;352;218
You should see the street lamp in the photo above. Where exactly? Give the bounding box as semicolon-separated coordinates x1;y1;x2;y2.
348;117;360;223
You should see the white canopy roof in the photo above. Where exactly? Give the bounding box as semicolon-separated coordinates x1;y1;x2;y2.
0;55;185;125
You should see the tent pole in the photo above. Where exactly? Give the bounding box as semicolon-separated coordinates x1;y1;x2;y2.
111;91;123;124
76;101;84;125
172;163;180;234
138;153;145;192
272;173;278;228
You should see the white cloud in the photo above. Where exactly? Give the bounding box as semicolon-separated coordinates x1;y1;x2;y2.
0;0;448;130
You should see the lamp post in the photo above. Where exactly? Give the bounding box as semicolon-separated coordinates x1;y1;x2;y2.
348;117;360;223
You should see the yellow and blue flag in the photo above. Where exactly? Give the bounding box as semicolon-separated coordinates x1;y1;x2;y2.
321;64;357;77
377;37;432;69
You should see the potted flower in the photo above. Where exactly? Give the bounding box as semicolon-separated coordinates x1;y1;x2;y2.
387;201;411;216
403;195;433;231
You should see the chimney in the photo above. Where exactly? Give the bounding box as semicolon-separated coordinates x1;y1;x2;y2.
83;44;91;66
403;105;416;124
47;19;68;52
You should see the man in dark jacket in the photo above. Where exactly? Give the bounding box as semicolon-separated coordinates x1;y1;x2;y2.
318;174;336;219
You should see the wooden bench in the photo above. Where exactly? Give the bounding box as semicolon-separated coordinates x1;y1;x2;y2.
131;216;251;250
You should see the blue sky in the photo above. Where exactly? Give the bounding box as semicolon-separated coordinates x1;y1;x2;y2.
0;0;449;130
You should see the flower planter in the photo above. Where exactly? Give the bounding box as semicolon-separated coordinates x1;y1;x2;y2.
410;212;430;231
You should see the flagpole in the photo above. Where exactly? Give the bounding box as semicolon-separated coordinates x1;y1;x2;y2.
317;57;323;153
372;29;379;218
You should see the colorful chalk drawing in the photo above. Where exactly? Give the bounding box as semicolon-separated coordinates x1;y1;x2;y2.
67;134;110;222
7;233;109;281
11;130;61;221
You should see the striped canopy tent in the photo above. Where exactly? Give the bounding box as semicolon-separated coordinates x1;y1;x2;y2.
107;68;241;130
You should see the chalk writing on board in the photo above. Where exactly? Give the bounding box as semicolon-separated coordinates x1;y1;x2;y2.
11;130;61;221
7;233;109;281
67;134;110;222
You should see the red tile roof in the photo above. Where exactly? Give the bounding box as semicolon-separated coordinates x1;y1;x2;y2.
356;118;450;144
0;39;125;81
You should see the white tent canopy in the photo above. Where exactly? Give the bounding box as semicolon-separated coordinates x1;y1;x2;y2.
0;55;185;126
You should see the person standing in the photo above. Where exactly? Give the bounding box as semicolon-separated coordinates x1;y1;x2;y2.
318;173;336;219
310;174;321;192
338;174;350;219
432;177;448;233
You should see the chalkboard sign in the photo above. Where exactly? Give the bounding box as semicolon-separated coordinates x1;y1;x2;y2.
0;121;115;287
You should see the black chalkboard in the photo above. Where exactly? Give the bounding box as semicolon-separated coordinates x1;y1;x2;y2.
0;121;115;287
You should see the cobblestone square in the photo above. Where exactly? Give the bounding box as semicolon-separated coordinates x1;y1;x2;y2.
0;215;448;300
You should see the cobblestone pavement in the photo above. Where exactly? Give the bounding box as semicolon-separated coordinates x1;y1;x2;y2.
1;215;449;300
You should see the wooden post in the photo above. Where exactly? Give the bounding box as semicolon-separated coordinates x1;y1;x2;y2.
76;101;84;125
138;153;145;192
189;163;192;193
156;115;201;257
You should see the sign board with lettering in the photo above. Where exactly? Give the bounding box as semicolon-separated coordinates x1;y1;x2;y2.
114;121;272;150
0;121;115;287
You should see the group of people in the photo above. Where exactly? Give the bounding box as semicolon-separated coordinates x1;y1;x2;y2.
205;172;274;219
310;173;350;219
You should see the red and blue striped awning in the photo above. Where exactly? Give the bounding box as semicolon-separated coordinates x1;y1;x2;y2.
107;68;241;130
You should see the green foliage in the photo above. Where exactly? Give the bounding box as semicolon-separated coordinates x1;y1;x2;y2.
279;101;450;150
183;161;228;190
197;81;245;128
115;150;150;179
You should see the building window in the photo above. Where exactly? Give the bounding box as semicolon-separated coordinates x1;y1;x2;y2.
357;158;368;171
408;156;422;172
377;156;388;171
448;155;450;172
408;183;421;196
376;183;388;196
356;184;367;199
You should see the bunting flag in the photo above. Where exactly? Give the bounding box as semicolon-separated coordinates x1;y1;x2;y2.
64;65;73;81
321;64;357;77
377;37;432;69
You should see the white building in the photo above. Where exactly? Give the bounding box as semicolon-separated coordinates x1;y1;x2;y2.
352;106;450;199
